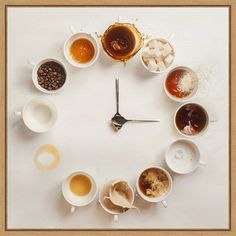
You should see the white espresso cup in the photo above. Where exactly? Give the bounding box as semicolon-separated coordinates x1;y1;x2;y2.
62;171;97;213
30;58;67;94
64;26;99;68
174;102;217;138
14;97;57;133
136;166;172;207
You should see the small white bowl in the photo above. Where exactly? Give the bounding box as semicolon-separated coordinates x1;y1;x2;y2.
140;38;175;74
165;139;206;174
164;66;198;102
64;32;99;68
32;58;67;94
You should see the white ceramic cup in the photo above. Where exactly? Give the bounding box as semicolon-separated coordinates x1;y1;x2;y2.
140;38;175;74
174;102;217;138
164;66;198;102
136;166;172;207
99;180;135;222
165;139;206;174
14;97;57;133
64;26;99;68
62;171;97;213
30;58;67;94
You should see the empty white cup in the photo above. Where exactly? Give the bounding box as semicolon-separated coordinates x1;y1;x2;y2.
15;97;57;133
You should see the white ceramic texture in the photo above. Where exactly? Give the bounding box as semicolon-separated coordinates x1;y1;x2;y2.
7;7;229;229
16;97;57;133
62;171;97;208
32;58;67;94
165;139;201;174
64;32;99;68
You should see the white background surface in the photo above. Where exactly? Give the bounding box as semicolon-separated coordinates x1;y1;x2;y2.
7;7;229;229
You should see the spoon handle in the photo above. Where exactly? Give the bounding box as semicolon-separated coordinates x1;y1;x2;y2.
115;77;119;113
128;119;160;123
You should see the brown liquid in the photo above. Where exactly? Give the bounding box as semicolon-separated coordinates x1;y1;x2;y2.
102;26;135;60
166;69;191;98
139;168;169;198
70;38;95;64
70;174;92;196
175;103;207;135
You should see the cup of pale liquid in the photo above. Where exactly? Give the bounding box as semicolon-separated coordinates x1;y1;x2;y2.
62;171;97;213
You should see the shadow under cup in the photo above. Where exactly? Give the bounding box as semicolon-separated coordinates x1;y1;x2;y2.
174;103;209;137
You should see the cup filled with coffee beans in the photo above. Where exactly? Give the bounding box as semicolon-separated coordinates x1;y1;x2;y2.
32;58;67;94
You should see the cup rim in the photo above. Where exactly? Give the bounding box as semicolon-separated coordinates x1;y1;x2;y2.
140;37;175;74
136;166;173;203
63;32;99;68
32;58;67;94
163;66;199;102
22;97;58;133
165;138;201;174
62;171;97;207
173;102;209;138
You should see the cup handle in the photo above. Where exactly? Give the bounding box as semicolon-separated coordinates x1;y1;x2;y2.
114;214;119;223
27;61;36;67
14;111;22;117
162;200;168;208
69;25;76;34
70;205;76;213
200;161;207;166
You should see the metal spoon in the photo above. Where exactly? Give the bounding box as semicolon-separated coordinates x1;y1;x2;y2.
111;78;160;131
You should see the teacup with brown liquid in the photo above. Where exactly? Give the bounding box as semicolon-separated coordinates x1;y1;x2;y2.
62;171;97;213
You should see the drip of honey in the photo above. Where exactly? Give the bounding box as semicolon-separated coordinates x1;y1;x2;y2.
70;174;92;196
70;38;95;64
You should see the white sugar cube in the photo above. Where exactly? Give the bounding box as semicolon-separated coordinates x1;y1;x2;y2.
142;47;151;57
155;55;163;63
154;49;162;57
147;58;158;71
156;61;166;71
142;56;149;64
164;54;174;66
148;40;159;49
161;43;173;57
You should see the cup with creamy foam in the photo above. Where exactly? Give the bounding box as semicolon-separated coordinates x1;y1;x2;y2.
62;171;97;213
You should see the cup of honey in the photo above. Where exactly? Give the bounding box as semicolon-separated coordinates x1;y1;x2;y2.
62;171;97;213
101;22;144;62
64;32;99;68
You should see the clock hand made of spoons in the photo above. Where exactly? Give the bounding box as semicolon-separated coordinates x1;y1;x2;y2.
111;77;160;131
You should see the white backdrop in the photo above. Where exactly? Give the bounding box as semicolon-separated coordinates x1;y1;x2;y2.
7;7;229;229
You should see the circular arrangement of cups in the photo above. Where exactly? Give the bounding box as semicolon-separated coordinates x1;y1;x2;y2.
164;66;198;102
140;38;175;74
174;102;212;138
15;97;57;133
31;58;67;94
62;171;97;213
64;32;99;68
165;139;206;174
136;166;172;207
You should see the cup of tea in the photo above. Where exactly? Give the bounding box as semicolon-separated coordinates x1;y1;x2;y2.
165;139;206;174
99;180;134;222
64;27;99;68
30;58;67;94
101;22;144;62
174;102;216;137
164;66;198;102
14;97;57;133
136;166;172;207
62;171;97;213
